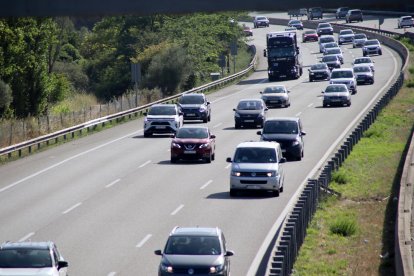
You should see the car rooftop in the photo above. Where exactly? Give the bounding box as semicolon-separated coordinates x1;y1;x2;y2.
170;227;219;236
236;141;281;149
1;241;52;250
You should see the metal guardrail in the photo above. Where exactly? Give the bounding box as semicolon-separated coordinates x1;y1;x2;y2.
263;18;411;276
0;46;257;159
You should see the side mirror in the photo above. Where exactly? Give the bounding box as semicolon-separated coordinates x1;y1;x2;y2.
225;250;235;257
260;91;263;94
207;101;211;105
301;131;307;136
143;112;148;116
257;130;262;135
279;157;287;163
321;91;324;93
179;112;184;116
287;90;291;93
154;250;162;256
57;261;68;269
264;107;269;111
263;49;267;57
233;108;236;111
210;134;216;139
170;134;175;138
226;157;232;163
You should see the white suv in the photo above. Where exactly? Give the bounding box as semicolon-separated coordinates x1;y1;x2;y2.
330;68;357;94
143;104;183;137
226;141;286;197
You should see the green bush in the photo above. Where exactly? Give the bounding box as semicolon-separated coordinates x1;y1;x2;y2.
407;79;414;88
329;216;357;237
332;171;348;185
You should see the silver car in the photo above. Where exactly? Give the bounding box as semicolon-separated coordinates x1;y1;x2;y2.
260;85;291;108
227;141;286;197
363;39;382;56
353;64;375;84
330;68;357;94
323;47;344;64
322;84;351;107
352;57;375;72
352;33;368;48
319;35;336;53
338;29;355;45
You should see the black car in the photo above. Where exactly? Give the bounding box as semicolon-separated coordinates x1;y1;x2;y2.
308;63;331;82
155;227;234;276
178;93;211;123
346;9;363;23
233;99;267;129
257;117;306;161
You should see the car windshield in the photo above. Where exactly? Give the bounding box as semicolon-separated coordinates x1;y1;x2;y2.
263;86;286;94
290;20;301;24
179;95;204;104
319;23;331;28
320;37;334;43
324;43;338;48
326;48;341;54
257;17;267;21
341;30;353;35
263;120;298;134
304;30;316;35
311;64;328;70
401;16;412;20
331;71;353;78
237;101;262;110
0;249;52;268
148;106;176;115
353;66;370;72
355;58;371;64
164;236;221;255
176;128;208;139
322;55;338;62
365;40;379;46
234;147;277;163
354;34;367;39
325;85;347;93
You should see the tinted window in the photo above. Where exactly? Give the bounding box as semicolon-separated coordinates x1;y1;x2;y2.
164;236;221;255
354;34;367;39
263;120;299;134
319;23;331;28
311;64;328;70
0;249;52;268
353;66;370;72
320;37;334;43
341;30;353;35
176;128;208;139
263;86;286;94
322;55;338;62
355;58;371;64
326;48;341;54
237;101;262;110
304;30;316;35
179;95;204;104
325;85;347;93
148;106;177;115
364;40;379;46
331;71;353;78
234;147;277;163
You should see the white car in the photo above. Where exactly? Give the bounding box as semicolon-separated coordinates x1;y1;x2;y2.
143;104;183;137
352;33;368;48
260;85;291;108
322;84;351;107
338;29;355;45
253;16;269;28
363;39;382;56
330;68;357;94
352;57;375;72
398;16;414;28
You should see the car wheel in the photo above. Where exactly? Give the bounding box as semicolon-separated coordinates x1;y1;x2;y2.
208;114;211;122
230;189;238;197
212;152;215;161
144;132;151;137
235;123;241;129
347;102;351;107
280;185;284;193
203;117;208;123
296;154;302;161
379;50;382;55
205;153;212;163
272;189;280;197
309;77;313;82
323;103;327;108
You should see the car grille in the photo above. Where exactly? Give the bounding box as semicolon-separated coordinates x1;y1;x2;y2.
239;114;259;118
240;180;268;184
183;108;199;113
239;172;269;177
151;122;170;125
172;267;211;274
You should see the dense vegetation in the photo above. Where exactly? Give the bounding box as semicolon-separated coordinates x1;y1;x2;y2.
0;12;247;118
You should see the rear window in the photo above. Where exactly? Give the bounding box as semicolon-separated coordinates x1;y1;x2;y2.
341;30;353;35
311;64;328;70
331;70;354;78
263;120;299;134
148;106;177;115
325;85;347;93
353;66;371;73
318;23;331;28
364;40;379;46
320;36;334;43
354;34;367;39
179;95;204;104
263;86;286;94
234;147;277;163
322;55;338;62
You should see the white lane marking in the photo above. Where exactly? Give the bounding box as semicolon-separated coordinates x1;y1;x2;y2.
105;179;120;188
107;272;117;276
0;130;141;194
295;112;302;117
211;78;268;104
19;232;35;242
136;234;152;248
247;42;399;276
139;160;151;168
213;123;222;128
225;164;231;169
62;202;82;215
200;180;213;190
171;204;184;216
307;103;314;108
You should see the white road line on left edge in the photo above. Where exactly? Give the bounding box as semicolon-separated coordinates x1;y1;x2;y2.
139;160;151;168
171;204;184;216
62;202;82;215
295;112;302;117
200;180;213;190
105;179;120;188
307;103;314;108
225;164;231;169
0;130;141;194
107;272;117;276
136;234;152;248
19;232;35;242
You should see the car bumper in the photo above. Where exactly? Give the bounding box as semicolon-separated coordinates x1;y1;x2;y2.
309;73;330;80
230;176;280;191
235;117;264;126
323;97;350;106
182;111;208;121
144;124;177;134
171;148;211;160
263;99;289;107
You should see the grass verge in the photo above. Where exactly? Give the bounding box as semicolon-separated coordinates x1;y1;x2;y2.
292;39;414;275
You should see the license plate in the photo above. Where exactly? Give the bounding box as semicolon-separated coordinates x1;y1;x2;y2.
280;75;286;78
331;99;340;102
316;74;322;77
186;113;195;116
184;150;196;154
270;101;279;103
155;126;166;129
244;120;254;123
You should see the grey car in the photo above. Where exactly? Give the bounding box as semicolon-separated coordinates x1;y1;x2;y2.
324;47;344;64
155;227;234;276
363;39;382;56
322;84;351;107
346;9;363;23
233;99;267;129
338;29;355;45
352;57;375;72
316;23;334;37
308;63;331;82
260;85;290;108
321;55;341;70
353;64;375;84
352;33;368;48
178;93;211;123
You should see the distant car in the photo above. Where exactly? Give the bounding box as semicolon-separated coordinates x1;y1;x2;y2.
257;117;306;161
299;8;308;16
319;35;336;52
352;57;375;72
321;55;341;70
227;141;286;196
233;99;267;129
243;27;253;37
144;104;183;137
0;241;68;276
316;22;334;36
253;16;269;28
322;84;351;107
363;39;382;56
398;16;414;28
307;7;323;20
155;227;234;276
324;47;344;64
352;33;368;48
288;19;303;30
353;64;375;84
308;63;331;82
302;30;319;42
285;27;297;32
338;29;355;45
330;68;357;94
322;42;339;52
346;9;363;23
260;85;291;108
336;7;349;19
170;126;215;163
178;93;211;123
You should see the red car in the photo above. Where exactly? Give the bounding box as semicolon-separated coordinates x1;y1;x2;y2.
243;26;253;36
170;126;216;163
302;30;318;42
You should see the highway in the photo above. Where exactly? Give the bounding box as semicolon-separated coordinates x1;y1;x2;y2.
0;16;403;275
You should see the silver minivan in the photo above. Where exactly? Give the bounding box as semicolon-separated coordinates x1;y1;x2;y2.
226;141;286;197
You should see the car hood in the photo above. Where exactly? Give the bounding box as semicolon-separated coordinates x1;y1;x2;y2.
354;72;373;77
331;78;353;82
173;138;210;144
261;93;287;98
324;92;350;97
146;115;177;120
162;254;223;267
0;268;55;276
261;133;298;142
354;38;367;42
180;104;203;109
232;162;277;171
340;34;354;38
235;110;263;115
310;69;329;73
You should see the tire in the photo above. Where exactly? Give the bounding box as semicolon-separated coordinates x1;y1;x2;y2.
144;132;151;137
280;185;284;193
309;77;313;82
205;155;211;163
212;152;215;161
347;102;351;107
379;50;382;55
323;103;327;108
229;189;237;197
203;117;208;123
235;123;241;129
272;189;280;197
208;114;211;122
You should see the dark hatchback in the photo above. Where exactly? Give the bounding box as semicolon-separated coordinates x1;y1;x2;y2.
308;63;331;82
257;117;306;161
178;93;211;123
155;227;234;276
170;126;215;163
233;99;267;129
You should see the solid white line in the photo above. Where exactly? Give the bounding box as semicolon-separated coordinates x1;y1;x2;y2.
213;123;223;128
295;112;302;117
200;180;213;190
107;272;117;276
171;204;184;216
136;234;152;248
19;232;35;242
62;202;82;215
0;130;141;194
105;179;120;188
307;103;314;108
139;160;151;168
225;164;231;169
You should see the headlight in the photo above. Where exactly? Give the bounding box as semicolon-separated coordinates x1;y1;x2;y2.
160;263;173;273
234;112;240;118
292;140;300;146
199;143;209;149
211;264;225;273
171;142;181;148
267;171;276;177
231;171;241;177
199;106;207;112
310;72;314;75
